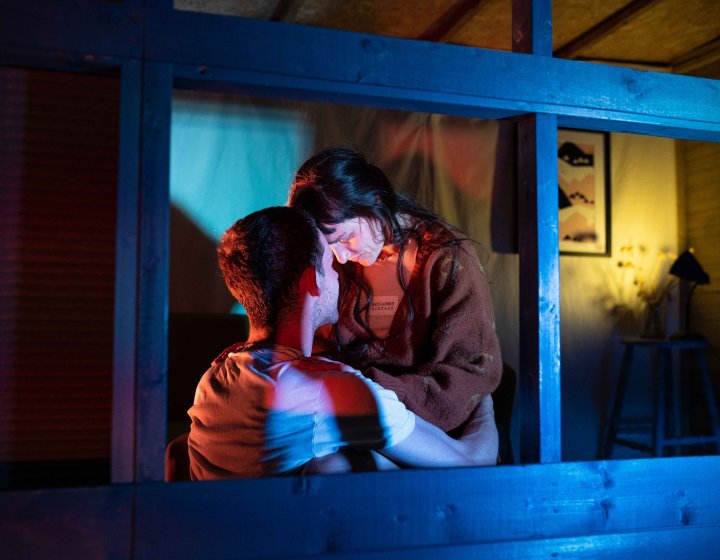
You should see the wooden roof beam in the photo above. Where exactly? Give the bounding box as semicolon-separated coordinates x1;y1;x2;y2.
270;0;305;22
672;35;720;75
553;0;661;59
416;0;488;42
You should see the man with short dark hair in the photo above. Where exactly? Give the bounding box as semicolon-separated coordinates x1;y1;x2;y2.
188;206;497;480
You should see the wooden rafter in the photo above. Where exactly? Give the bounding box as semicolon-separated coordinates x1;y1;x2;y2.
416;0;487;42
553;0;661;59
673;35;720;75
270;0;305;22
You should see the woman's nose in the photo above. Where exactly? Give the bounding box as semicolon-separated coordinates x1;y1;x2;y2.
331;246;348;264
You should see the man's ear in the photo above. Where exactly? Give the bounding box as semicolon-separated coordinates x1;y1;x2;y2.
298;265;320;297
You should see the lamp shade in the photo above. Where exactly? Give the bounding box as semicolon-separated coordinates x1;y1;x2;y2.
669;250;710;284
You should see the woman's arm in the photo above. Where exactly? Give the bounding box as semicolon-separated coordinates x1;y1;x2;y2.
305;395;498;473
381;394;498;467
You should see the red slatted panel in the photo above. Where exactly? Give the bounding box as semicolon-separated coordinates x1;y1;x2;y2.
0;67;119;462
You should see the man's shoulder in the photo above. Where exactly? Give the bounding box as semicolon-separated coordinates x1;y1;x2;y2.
290;358;382;416
207;341;252;367
283;356;367;388
292;356;350;373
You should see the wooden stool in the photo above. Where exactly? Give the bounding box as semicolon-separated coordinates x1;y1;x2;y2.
602;338;720;458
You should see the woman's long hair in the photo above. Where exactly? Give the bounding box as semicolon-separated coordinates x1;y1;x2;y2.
288;146;463;348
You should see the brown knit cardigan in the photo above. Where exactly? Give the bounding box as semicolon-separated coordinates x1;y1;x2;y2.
321;222;503;433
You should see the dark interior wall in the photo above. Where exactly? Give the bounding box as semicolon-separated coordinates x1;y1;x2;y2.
167;312;248;439
680;61;720;430
686;138;720;391
0;67;119;487
684;138;720;395
684;136;720;348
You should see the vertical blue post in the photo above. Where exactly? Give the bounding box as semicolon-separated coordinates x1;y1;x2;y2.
514;0;561;463
136;61;173;481
112;59;142;483
517;114;561;464
535;114;561;464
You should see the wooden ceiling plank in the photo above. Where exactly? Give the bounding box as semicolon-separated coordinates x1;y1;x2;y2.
417;0;488;42
553;0;661;59
270;0;305;22
673;36;720;76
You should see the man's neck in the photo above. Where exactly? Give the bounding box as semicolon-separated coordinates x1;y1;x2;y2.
246;315;314;357
274;323;313;356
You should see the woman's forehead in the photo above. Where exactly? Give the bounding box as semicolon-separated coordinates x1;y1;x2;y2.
321;218;359;241
323;217;360;230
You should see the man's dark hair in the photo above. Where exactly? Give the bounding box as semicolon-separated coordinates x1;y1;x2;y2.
217;206;323;329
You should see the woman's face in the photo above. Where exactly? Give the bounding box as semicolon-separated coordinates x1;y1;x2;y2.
322;217;385;267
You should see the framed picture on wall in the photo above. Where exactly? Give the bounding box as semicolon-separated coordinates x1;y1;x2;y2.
558;129;611;256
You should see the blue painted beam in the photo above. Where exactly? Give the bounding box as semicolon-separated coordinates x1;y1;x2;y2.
288;527;720;559
535;114;562;464
517;114;562;463
0;0;142;59
112;59;143;484
147;13;720;141
2;457;719;558
131;456;719;558
0;46;122;74
135;62;173;482
2;2;718;140
171;65;521;121
0;484;133;559
512;0;561;465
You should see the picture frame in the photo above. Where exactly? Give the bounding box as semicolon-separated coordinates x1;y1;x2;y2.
558;128;611;256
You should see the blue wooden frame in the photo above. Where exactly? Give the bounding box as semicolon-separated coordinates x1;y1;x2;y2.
135;61;173;483
1;0;720;557
112;59;143;483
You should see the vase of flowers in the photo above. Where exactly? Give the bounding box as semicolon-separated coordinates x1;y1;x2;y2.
616;245;677;339
640;300;665;339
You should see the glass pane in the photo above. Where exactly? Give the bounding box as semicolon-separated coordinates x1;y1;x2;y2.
565;130;720;462
166;91;518;476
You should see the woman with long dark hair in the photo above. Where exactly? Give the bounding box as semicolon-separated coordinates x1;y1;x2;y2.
288;147;502;434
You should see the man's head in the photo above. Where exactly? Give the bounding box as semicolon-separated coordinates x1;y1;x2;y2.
217;206;338;331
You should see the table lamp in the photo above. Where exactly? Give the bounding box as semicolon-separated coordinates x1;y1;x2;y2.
669;249;710;340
